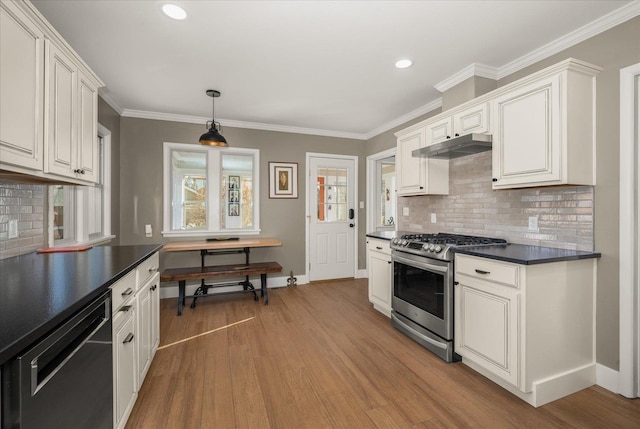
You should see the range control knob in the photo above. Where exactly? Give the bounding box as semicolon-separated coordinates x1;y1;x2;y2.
392;238;399;245
429;244;436;252
421;244;430;251
401;239;408;246
434;245;443;253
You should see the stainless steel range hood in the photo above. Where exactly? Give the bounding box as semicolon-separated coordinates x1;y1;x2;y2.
412;133;492;159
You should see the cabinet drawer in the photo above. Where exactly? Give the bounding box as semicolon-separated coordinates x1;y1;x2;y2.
367;238;390;254
455;254;519;287
136;252;159;290
111;270;136;312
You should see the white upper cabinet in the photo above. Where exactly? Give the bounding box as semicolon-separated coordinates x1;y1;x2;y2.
426;102;490;146
0;0;103;184
491;60;601;189
0;0;45;171
396;127;449;196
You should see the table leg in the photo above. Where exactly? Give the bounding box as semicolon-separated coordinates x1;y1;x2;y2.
261;273;268;305
178;280;186;316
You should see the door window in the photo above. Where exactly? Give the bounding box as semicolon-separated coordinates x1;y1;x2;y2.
316;167;348;222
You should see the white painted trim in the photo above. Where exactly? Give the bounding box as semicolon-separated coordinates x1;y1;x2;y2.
497;1;640;79
305;152;359;282
434;63;499;93
366;147;396;235
356;269;367;279
158;274;307;299
98;90;124;115
619;62;640;399
122;109;368;140
596;363;620;394
363;98;443;140
97;123;112;237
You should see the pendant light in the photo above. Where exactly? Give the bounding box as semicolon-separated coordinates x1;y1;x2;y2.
199;89;228;147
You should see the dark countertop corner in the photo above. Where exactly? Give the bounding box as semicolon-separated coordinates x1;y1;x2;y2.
366;230;398;241
452;243;601;265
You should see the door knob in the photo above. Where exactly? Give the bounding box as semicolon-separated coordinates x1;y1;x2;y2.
349;223;354;228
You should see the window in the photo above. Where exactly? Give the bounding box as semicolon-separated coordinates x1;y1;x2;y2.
49;125;113;246
162;142;260;237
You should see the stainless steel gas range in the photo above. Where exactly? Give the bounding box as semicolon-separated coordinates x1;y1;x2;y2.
390;232;507;362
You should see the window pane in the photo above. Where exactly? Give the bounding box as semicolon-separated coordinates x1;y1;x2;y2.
221;154;253;229
317;167;347;222
53;185;74;243
380;162;396;226
53;185;65;240
171;150;207;230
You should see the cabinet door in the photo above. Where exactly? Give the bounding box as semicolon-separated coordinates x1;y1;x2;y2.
367;243;392;316
45;41;77;179
396;128;426;195
492;75;561;188
0;1;44;170
455;281;520;387
453;102;489;136
77;70;99;183
136;283;152;390
425;117;453;145
115;310;137;427
150;273;161;355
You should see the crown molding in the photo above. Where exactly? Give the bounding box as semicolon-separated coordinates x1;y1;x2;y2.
434;63;499;93
364;98;443;140
98;90;124;116
121;109;368;140
497;0;640;79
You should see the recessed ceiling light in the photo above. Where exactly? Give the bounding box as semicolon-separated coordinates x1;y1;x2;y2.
395;59;413;69
162;4;187;20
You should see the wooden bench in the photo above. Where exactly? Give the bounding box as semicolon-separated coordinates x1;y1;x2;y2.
160;261;282;315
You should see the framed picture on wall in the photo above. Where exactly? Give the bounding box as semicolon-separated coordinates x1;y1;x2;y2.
269;162;298;198
229;203;239;216
229;175;239;189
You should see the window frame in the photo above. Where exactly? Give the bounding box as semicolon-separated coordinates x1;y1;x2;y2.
48;123;114;247
161;142;261;237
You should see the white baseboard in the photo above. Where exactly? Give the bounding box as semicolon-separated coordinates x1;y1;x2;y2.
356;269;368;279
596;363;619;394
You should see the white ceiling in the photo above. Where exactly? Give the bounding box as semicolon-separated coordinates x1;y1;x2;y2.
31;0;636;140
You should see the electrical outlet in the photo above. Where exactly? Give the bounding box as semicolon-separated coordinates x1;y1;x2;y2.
430;213;437;224
402;207;409;216
528;216;538;231
8;220;18;239
359;201;364;209
145;224;153;237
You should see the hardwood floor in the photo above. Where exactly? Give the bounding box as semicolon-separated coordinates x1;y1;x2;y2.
126;279;640;428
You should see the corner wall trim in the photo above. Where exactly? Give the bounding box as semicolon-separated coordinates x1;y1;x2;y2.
596;363;620;394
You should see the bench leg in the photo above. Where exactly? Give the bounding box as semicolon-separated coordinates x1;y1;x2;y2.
178;280;186;316
260;273;268;305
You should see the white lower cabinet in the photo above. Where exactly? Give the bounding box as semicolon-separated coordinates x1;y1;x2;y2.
454;253;596;407
367;238;392;316
113;305;137;429
112;252;160;429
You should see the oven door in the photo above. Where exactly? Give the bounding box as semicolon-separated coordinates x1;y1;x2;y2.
391;250;453;340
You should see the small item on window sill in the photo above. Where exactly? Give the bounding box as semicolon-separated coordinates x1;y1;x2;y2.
37;245;93;253
206;237;239;242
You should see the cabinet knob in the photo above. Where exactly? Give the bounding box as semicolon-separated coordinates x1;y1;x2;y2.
419;186;424;189
121;288;133;296
492;178;498;182
376;246;383;250
446;135;451;139
123;333;134;344
455;133;459;137
388;261;392;264
150;284;157;291
80;169;86;175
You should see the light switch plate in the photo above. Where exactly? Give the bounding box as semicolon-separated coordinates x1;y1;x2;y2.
402;207;409;216
528;216;538;231
8;219;18;239
145;224;153;237
430;213;437;223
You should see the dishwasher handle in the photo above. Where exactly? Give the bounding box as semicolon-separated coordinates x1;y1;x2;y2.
23;292;111;396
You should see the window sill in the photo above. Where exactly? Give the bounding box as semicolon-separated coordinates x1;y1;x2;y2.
161;229;261;238
54;235;116;248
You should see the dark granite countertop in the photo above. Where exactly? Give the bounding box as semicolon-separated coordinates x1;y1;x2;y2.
0;244;162;366
366;230;398;241
452;243;601;265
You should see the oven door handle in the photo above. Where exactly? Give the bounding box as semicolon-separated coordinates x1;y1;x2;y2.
392;254;448;274
392;313;447;350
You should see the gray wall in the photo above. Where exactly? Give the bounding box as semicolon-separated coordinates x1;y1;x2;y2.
118;118;365;275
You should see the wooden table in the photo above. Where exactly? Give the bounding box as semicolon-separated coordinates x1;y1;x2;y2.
162;238;282;312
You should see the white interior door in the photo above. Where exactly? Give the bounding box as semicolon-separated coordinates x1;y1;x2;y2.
307;154;357;281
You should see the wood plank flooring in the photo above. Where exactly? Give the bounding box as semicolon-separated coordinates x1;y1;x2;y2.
126;279;640;428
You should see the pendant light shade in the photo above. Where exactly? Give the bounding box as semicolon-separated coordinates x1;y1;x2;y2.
199;89;228;147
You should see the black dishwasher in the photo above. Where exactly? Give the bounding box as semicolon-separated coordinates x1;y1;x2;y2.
2;291;113;429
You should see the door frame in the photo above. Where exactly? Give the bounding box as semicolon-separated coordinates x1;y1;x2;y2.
619;62;640;398
366;147;396;235
305;152;359;281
